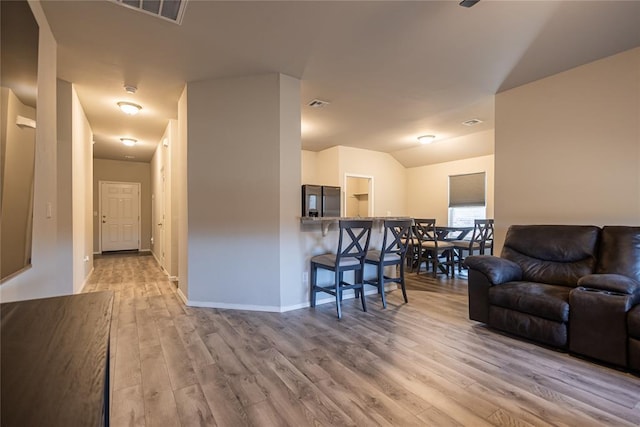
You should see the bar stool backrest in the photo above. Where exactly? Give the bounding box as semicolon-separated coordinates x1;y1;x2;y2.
379;219;413;262
337;220;373;268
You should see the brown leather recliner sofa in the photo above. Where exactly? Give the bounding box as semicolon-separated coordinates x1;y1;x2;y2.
465;225;640;372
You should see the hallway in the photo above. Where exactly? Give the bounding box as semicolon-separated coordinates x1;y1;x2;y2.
85;254;640;427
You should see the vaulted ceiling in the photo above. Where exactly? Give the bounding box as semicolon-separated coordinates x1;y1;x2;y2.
40;1;640;167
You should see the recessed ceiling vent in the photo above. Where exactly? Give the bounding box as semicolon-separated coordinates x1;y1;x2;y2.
462;118;483;126
111;0;188;24
307;99;330;108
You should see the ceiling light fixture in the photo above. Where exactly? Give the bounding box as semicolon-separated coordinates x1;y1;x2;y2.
307;99;330;108
117;101;142;115
462;118;483;126
418;135;436;144
120;137;137;146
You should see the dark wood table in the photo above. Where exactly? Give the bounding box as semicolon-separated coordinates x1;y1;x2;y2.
436;226;473;241
1;291;114;427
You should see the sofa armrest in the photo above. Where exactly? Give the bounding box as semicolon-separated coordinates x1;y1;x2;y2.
577;274;640;295
464;255;523;285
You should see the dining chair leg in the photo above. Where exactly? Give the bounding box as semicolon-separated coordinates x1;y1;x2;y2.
431;251;437;278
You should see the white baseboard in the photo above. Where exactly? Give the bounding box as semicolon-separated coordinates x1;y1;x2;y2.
79;266;95;293
182;288;385;313
176;288;188;305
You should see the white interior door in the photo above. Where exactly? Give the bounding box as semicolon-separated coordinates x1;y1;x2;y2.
101;181;140;252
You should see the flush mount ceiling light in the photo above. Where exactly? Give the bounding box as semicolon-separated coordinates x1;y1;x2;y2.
462;118;483;126
117;101;142;115
307;99;330;108
120;137;137;147
418;135;436;144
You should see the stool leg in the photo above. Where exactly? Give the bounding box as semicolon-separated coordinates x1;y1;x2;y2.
335;271;342;319
399;262;408;303
310;263;317;307
378;264;387;309
358;269;367;313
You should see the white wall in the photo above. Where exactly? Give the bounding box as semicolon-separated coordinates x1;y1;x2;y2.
495;47;640;251
185;73;302;311
150;119;178;277
1;1;62;302
177;86;188;300
406;155;495;225
56;80;94;294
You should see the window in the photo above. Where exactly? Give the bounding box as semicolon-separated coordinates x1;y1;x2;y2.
448;172;486;227
449;206;486;227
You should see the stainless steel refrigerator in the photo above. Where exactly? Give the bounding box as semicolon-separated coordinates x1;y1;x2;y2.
321;186;341;217
302;185;341;217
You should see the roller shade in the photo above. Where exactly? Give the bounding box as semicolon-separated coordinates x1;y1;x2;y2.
449;172;486;207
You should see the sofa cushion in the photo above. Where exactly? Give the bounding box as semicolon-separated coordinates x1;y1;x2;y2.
489;281;571;322
501;225;600;286
489;306;568;348
597;226;640;282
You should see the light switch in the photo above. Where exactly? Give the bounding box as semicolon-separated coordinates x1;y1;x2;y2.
46;202;53;218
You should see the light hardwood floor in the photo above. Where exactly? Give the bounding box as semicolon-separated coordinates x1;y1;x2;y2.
84;254;640;427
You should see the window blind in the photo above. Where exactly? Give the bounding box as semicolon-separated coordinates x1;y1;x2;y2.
449;172;486;207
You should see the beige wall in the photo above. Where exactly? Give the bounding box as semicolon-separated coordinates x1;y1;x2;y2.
302;146;408;217
93;159;152;253
301;150;317;185
1;1;64;302
495;47;640;251
406;155;495;225
1;88;36;280
338;146;407;217
186;73;302;310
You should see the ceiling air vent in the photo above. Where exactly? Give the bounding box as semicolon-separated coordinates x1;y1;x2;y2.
112;0;188;24
307;99;330;108
462;118;483;126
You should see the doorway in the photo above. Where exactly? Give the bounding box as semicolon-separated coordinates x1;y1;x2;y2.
99;181;141;252
344;174;374;217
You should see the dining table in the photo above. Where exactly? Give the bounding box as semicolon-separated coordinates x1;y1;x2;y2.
435;225;474;241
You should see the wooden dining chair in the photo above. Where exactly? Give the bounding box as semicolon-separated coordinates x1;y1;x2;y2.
452;219;494;272
413;219;456;278
363;219;412;308
310;219;373;319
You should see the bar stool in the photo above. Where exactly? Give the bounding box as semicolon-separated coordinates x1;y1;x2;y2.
363;219;412;308
414;219;455;278
310;219;373;319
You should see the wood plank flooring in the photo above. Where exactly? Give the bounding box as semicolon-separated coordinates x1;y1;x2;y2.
83;254;640;426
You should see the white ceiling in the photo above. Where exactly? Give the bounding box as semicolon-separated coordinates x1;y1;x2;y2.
40;1;640;167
